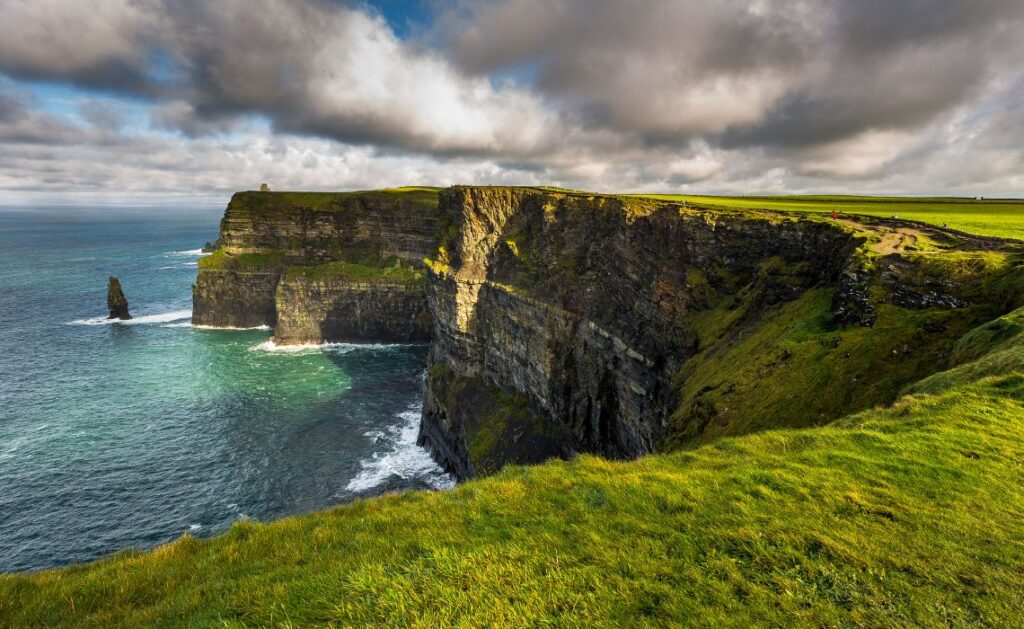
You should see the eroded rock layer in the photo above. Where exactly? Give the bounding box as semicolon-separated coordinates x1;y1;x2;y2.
192;189;440;341
416;187;1022;479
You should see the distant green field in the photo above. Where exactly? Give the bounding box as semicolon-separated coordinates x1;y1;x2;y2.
632;194;1024;240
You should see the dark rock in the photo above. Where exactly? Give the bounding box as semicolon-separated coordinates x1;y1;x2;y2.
192;190;442;334
107;276;131;320
831;268;876;327
201;239;220;253
418;187;861;477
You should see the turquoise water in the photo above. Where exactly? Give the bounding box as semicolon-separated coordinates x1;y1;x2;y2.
0;209;451;572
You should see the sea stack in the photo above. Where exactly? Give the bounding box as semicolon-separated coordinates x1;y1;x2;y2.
107;276;132;320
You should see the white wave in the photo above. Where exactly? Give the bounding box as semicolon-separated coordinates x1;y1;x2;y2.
161;321;194;328
251;339;411;354
345;406;455;494
193;324;272;331
166;248;205;256
157;266;178;270
69;309;192;326
183;262;198;267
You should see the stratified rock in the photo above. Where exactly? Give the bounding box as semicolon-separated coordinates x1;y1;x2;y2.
192;190;442;332
107;276;131;320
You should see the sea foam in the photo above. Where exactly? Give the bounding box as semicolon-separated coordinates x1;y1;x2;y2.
193;324;272;331
166;248;205;256
69;309;192;326
345;405;455;494
250;339;411;354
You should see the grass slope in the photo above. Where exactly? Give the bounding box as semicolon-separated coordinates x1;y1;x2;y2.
3;316;1024;625
632;194;1024;240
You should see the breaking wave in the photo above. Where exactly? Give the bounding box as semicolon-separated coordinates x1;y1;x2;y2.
193;324;272;331
251;339;412;354
345;404;454;494
69;309;192;326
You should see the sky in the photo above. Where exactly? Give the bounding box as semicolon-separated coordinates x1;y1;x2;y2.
0;0;1022;205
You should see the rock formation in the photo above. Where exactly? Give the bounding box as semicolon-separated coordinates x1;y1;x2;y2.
193;186;1024;481
107;276;131;320
192;189;441;340
414;187;1023;479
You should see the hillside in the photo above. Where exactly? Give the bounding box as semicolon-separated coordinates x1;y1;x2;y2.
2;307;1024;625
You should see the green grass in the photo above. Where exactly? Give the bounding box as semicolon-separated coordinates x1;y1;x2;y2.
631;194;1024;240
196;250;284;270
3;338;1024;625
230;187;440;214
284;259;426;285
669;288;996;447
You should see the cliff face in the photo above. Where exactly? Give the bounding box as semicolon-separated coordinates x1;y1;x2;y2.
218;189;441;262
417;187;1023;479
193;267;280;328
194;185;1023;481
193;188;441;340
274;271;431;343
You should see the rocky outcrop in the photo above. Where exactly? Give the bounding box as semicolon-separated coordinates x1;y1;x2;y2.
194;185;1023;482
107;276;131;320
415;187;1024;480
193;267;280;328
274;271;431;343
192;189;441;338
416;188;862;478
217;190;440;262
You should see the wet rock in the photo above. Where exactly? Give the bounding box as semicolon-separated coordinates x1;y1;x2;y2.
107;276;131;320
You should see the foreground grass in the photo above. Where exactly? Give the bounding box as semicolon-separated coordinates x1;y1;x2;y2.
632;194;1024;240
3;353;1024;625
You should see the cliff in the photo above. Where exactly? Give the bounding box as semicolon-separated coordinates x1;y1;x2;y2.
12;188;1024;625
193;185;1024;479
193;188;441;341
417;187;1024;478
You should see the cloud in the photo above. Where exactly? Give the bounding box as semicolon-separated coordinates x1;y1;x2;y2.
0;0;1021;201
0;0;157;91
0;0;559;156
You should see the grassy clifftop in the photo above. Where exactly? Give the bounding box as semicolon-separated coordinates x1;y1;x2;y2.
632;193;1024;240
4;307;1024;625
227;187;440;215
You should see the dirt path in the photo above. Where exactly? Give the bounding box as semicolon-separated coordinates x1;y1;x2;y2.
835;218;928;254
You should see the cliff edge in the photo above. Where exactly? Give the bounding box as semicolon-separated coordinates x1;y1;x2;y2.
192;187;440;342
417;187;1024;478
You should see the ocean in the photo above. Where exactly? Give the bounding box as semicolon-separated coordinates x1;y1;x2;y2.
0;208;452;572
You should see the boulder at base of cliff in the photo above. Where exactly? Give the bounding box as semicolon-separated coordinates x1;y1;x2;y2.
107;276;132;320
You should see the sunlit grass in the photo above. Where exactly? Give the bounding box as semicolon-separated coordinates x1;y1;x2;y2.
632;194;1024;240
3;332;1024;626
